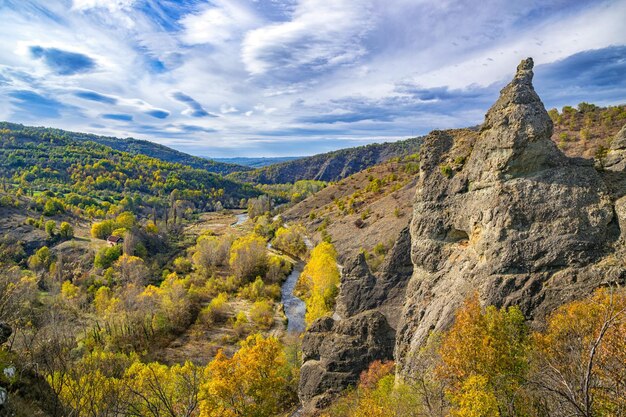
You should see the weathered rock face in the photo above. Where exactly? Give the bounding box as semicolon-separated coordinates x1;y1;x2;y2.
395;58;624;376
335;226;413;328
603;125;626;172
298;311;395;412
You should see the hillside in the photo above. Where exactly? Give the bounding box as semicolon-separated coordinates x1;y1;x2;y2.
228;137;423;184
0;125;258;221
549;103;626;158
0;122;249;175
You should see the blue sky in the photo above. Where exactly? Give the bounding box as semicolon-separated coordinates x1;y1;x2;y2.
0;0;625;157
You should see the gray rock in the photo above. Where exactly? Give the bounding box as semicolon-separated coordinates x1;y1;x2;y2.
298;311;395;413
395;58;623;377
604;124;626;171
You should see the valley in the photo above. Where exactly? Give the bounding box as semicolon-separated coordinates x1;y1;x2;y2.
0;60;625;417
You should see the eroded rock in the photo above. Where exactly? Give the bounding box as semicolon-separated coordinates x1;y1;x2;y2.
395;58;622;376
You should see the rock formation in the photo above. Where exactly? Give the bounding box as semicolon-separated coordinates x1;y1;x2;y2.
298;58;626;409
298;311;395;412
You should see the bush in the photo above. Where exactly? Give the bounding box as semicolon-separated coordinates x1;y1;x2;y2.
201;293;230;325
59;222;74;239
94;245;122;269
250;300;274;330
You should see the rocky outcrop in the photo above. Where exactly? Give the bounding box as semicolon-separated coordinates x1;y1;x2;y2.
395;58;623;376
298;311;395;413
335;227;413;328
603;124;626;172
298;58;626;410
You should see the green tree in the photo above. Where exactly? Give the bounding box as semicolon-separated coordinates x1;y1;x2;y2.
59;222;74;239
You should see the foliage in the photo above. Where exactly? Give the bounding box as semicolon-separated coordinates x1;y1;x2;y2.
94;245;122;269
296;242;340;325
201;335;297;417
59;222;74;239
249;300;274;330
438;294;531;417
229;233;268;282
272;224;307;257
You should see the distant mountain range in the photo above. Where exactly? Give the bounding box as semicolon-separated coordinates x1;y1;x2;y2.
0;122;249;175
212;156;302;168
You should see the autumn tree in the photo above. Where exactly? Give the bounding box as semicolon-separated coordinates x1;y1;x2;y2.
297;242;340;325
192;234;233;277
272;224;307;257
114;255;150;285
59;222;74;239
229;233;268;283
124;361;203;417
200;335;297;417
437;294;532;417
532;287;626;417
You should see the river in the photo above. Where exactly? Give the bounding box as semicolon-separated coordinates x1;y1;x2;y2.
230;211;306;333
281;263;306;333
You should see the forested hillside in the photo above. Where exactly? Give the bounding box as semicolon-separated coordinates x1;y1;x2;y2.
228;137;423;184
0;126;258;219
0;122;248;175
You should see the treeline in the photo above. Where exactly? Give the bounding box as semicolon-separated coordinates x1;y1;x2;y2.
324;289;626;417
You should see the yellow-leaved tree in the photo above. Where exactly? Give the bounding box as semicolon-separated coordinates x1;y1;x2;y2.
437;294;532;417
200;334;297;417
296;242;340;325
532;287;626;417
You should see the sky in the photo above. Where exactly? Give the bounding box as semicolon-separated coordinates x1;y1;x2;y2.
0;0;625;158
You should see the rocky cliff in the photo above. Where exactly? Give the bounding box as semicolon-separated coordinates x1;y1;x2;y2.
299;58;626;411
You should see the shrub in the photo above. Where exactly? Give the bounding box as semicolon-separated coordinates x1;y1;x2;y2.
59;222;74;239
94;245;122;269
250;300;274;330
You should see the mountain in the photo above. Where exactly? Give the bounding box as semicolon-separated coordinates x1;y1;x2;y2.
212;156;301;168
0;122;249;175
297;58;626;412
228;137;423;184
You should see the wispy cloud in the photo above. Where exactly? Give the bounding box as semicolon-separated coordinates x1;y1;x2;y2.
172;92;217;118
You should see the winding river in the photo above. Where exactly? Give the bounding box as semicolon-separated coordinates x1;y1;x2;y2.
281;263;306;333
231;211;306;333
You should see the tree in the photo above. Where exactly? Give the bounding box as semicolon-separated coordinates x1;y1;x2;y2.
247;195;270;219
28;246;52;272
94;245;122;269
272;225;307;257
91;220;116;240
114;255;150;285
124;361;203;417
229;234;268;283
59;222;74;240
200;335;296;417
532;288;626;417
437;294;531;417
297;242;340;325
193;235;233;277
45;220;57;237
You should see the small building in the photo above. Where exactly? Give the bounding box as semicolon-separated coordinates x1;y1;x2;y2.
106;235;124;246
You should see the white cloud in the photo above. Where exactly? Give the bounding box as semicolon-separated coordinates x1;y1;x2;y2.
71;0;136;12
241;0;375;75
180;0;260;45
